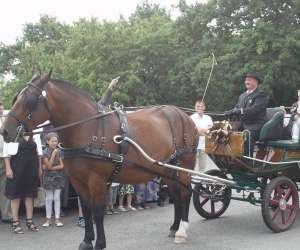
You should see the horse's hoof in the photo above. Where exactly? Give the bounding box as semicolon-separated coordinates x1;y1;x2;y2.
168;230;176;238
79;241;93;250
174;235;187;244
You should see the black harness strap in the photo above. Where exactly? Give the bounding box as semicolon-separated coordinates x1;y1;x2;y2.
106;109;129;188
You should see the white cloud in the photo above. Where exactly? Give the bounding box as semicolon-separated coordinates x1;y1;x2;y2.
1;0;206;44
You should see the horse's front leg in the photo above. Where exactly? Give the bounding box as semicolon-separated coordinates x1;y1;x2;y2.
89;177;107;250
92;201;106;250
174;175;192;244
79;197;95;250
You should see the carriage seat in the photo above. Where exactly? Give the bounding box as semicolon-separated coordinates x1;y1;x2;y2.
262;107;300;149
258;110;284;142
266;127;300;150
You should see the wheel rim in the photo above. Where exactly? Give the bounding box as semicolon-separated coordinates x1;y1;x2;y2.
268;182;297;230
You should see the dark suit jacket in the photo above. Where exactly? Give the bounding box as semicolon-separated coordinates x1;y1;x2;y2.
235;87;267;131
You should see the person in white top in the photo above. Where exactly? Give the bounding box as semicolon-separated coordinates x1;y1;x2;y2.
190;100;213;172
291;90;300;141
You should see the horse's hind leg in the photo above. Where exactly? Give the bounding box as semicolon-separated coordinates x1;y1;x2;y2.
174;172;192;244
166;180;182;238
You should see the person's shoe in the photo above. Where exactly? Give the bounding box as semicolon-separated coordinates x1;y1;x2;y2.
77;217;85;228
12;220;24;234
136;206;144;210
111;209;118;214
1;218;12;224
55;219;63;227
26;218;39;232
118;206;128;212
42;220;51;228
127;206;137;211
157;201;165;207
106;210;113;215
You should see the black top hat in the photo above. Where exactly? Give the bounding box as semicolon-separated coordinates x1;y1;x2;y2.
245;72;262;83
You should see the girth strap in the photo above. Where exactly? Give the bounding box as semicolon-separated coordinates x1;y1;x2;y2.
106;108;129;187
115;109;129;155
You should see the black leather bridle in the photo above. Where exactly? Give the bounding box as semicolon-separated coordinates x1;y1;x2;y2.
7;80;51;140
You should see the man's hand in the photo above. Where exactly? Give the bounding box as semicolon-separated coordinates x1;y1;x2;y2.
224;108;241;119
108;76;120;91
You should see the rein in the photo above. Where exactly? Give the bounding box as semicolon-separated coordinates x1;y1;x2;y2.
23;111;115;136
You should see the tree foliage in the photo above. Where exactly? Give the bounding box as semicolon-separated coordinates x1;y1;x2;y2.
1;0;300;110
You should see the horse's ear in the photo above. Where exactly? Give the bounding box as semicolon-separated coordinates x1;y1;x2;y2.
39;69;52;88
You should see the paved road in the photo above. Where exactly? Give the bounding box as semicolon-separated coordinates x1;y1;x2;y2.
1;199;300;250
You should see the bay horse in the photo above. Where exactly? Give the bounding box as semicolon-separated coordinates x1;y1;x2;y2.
1;72;198;250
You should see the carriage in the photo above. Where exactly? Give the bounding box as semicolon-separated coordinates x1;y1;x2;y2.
192;107;300;233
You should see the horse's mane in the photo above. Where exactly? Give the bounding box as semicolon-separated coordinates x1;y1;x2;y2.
51;78;97;107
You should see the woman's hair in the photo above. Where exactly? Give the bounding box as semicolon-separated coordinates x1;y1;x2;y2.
46;132;59;141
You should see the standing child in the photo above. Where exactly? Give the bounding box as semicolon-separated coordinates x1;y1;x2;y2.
118;184;136;211
42;133;65;227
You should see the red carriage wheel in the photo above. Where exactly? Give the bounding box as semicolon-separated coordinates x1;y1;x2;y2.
262;176;299;233
193;169;232;219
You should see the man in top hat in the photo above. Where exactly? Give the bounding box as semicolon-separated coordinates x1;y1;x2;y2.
225;72;268;156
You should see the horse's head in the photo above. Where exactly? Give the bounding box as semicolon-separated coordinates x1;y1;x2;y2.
1;71;52;142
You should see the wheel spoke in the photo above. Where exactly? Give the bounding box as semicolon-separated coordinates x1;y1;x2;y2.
271;207;281;221
211;201;215;214
283;187;292;201
275;185;283;197
269;199;279;206
286;204;296;210
200;197;209;207
281;211;286;225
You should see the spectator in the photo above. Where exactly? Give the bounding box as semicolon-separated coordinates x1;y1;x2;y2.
105;182;119;215
291;90;300;141
145;179;159;204
157;178;168;207
134;183;149;210
3;133;43;234
0;103;12;223
42;133;64;228
190;100;213;172
118;184;136;211
76;197;85;228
